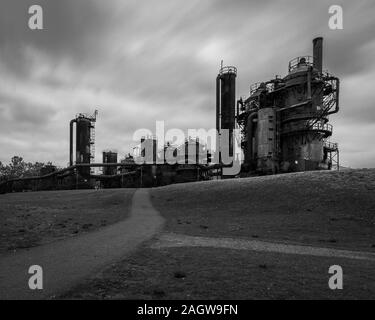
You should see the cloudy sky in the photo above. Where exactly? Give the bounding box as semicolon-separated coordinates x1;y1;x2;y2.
0;0;374;168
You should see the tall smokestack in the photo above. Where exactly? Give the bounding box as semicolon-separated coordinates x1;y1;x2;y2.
313;37;323;73
216;75;220;133
216;66;237;158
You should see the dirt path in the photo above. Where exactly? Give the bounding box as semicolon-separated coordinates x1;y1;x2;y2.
0;189;164;300
151;233;375;262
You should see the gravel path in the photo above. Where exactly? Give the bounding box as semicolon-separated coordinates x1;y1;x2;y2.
151;233;375;262
0;189;164;300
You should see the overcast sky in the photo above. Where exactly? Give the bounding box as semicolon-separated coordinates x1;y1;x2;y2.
0;0;374;168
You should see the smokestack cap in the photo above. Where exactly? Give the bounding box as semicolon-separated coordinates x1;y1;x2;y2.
313;37;323;42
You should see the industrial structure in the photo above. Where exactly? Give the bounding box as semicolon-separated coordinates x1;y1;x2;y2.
216;64;237;160
235;37;340;173
69;110;98;175
102;151;118;176
0;37;340;194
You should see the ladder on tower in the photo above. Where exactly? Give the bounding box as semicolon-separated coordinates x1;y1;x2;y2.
90;124;96;173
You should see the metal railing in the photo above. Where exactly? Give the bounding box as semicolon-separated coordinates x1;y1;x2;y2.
249;82;275;95
249;82;262;95
324;141;338;151
219;66;237;76
281;122;333;136
288;56;314;72
281;111;325;123
310;122;333;134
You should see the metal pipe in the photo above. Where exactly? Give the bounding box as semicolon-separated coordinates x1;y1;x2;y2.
0;162;228;191
216;74;221;163
246;112;258;165
196;138;199;165
307;66;312;99
69;119;76;167
335;78;340;113
90;171;137;179
216;75;221;132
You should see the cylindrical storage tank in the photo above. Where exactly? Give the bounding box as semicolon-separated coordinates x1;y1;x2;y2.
282;64;324;123
220;72;236;131
217;66;237;158
257;108;276;172
76;118;91;164
103;151;118;176
245;112;258;167
76;118;92;176
300;137;324;162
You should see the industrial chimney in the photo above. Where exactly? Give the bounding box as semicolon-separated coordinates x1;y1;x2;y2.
313;37;323;73
216;65;237;159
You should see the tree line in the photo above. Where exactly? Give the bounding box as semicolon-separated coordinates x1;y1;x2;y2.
0;156;56;182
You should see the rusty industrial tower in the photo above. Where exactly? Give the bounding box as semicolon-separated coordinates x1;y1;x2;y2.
235;37;340;174
216;64;237;161
69;110;98;176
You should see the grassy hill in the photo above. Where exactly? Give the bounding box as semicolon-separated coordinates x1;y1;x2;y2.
0;189;136;253
150;169;375;251
63;169;375;299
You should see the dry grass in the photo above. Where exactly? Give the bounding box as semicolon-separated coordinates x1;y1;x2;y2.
150;169;375;251
0;189;136;254
62;245;375;300
61;169;375;300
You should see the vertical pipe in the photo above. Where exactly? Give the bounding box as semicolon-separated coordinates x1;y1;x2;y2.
313;37;323;73
153;139;157;164
185;139;188;164
335;78;340;113
216;75;221;163
196;138;199;165
307;66;312;99
216;75;221;133
141;137;145;158
246;112;258;166
69;120;76;167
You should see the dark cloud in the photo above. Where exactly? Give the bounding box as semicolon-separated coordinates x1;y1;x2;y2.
0;0;374;167
0;95;56;127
